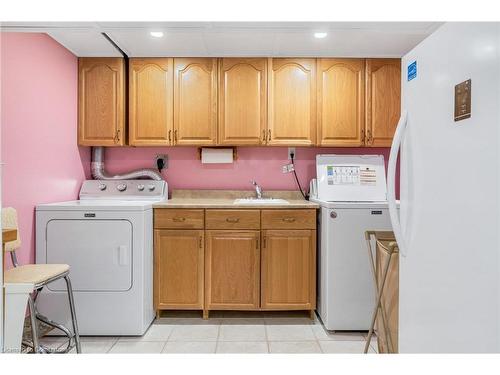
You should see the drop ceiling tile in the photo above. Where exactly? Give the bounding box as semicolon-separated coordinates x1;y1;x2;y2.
106;29;208;57
48;30;122;57
203;31;277;56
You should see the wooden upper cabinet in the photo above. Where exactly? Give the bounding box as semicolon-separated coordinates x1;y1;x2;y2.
205;230;260;310
261;229;316;310
218;58;267;145
154;229;204;310
129;58;173;146
268;58;316;146
317;59;365;146
366;58;401;147
173;58;217;145
78;58;125;146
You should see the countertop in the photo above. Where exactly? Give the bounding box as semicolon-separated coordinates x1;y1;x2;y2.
153;190;319;209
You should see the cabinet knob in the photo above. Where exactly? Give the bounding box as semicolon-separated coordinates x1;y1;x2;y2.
172;217;186;222
282;217;296;222
330;211;337;219
226;217;240;223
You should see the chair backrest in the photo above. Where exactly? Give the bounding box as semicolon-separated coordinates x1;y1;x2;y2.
2;207;21;253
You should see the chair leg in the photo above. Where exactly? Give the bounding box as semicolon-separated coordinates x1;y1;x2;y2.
28;295;41;353
64;276;81;353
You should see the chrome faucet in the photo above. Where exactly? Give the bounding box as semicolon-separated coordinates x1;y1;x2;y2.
250;180;263;199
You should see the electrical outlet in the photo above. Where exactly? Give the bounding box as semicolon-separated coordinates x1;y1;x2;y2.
282;163;294;173
155;154;168;170
288;147;296;160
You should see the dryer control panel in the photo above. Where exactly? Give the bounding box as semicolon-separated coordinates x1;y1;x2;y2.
79;180;168;201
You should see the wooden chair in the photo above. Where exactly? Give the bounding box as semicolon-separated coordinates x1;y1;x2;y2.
2;207;81;353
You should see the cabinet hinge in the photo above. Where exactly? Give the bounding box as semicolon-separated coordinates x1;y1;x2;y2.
263;237;266;248
199;236;203;249
256;238;259;249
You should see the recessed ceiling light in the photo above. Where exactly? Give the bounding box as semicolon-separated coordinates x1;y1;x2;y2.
314;32;328;39
150;31;164;38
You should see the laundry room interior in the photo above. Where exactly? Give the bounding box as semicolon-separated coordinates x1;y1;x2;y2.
1;1;499;371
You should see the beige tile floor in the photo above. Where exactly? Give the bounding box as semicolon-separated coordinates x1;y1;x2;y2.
41;311;378;354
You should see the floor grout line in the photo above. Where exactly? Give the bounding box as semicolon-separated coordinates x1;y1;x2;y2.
107;338;120;353
160;340;168;353
317;339;324;354
264;323;270;353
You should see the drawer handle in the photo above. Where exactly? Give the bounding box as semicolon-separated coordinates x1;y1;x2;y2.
282;217;296;223
172;217;186;222
226;217;240;223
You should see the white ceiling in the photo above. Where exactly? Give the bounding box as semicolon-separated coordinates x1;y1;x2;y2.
1;22;442;57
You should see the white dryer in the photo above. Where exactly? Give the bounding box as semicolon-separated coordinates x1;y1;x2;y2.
35;179;167;336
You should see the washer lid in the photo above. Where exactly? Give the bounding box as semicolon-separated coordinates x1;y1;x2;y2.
310;197;396;209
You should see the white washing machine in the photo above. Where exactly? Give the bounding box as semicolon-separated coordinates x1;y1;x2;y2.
310;154;397;331
35;179;167;336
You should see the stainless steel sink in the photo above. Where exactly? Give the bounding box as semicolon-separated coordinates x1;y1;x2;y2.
233;198;289;205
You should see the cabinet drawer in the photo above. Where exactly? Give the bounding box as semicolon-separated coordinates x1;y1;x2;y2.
206;210;260;229
261;209;316;229
154;209;204;229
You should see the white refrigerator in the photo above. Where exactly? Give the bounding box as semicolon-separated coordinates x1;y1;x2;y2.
388;22;500;353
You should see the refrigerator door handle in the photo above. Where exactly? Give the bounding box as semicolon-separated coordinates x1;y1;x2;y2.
388;110;408;256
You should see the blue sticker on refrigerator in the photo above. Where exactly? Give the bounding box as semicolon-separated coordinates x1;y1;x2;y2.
408;61;417;81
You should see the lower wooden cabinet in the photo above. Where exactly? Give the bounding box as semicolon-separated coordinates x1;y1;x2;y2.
154;229;204;310
261;230;316;310
154;208;317;316
205;230;260;310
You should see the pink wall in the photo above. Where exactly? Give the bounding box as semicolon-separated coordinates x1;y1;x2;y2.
1;33;90;266
104;146;398;196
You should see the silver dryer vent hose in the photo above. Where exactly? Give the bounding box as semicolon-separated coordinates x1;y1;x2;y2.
91;147;163;181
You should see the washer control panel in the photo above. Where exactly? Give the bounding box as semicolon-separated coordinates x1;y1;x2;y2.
79;180;168;201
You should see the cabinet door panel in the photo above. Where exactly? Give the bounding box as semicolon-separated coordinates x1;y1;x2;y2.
174;58;217;145
78;58;125;146
154;229;204;309
129;58;173;146
317;59;365;146
261;230;316;309
366;59;401;147
205;230;260;310
218;58;267;145
268;58;316;146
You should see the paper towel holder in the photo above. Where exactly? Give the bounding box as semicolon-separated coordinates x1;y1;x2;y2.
197;147;237;161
